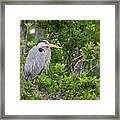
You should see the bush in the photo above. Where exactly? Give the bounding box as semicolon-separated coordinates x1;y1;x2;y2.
20;20;100;100
20;58;100;100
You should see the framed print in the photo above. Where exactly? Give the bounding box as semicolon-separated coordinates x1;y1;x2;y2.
0;0;120;119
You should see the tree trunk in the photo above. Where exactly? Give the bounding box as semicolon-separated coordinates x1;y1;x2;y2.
34;28;44;44
20;20;28;57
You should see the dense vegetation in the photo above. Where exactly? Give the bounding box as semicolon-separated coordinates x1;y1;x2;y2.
20;20;100;100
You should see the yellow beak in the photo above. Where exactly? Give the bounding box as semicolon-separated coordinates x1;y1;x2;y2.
50;43;62;48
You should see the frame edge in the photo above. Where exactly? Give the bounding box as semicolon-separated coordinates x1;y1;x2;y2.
1;0;119;119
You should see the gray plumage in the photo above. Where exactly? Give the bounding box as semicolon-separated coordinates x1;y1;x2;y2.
24;40;62;80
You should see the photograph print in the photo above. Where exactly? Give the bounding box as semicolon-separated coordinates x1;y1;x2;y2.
20;20;100;100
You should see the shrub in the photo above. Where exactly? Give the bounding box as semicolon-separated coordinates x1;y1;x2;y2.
20;58;100;100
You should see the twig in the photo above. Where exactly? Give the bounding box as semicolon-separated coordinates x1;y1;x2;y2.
85;64;100;75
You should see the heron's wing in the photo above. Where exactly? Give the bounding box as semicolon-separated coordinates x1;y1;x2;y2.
24;46;46;80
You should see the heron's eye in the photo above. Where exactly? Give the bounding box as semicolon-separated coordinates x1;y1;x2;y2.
38;48;44;52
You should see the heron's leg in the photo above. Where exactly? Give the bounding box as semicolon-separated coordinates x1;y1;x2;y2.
31;77;39;98
32;79;36;84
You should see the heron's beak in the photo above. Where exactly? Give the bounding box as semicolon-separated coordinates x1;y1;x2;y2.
50;44;62;48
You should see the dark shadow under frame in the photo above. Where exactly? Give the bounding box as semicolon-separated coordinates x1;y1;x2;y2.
0;0;119;119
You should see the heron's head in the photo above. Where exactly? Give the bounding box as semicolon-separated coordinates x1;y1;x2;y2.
37;40;62;52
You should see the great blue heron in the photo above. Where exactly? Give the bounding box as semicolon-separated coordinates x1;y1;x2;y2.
24;40;62;80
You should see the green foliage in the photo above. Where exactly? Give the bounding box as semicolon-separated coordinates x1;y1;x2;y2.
20;57;100;100
20;20;100;100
